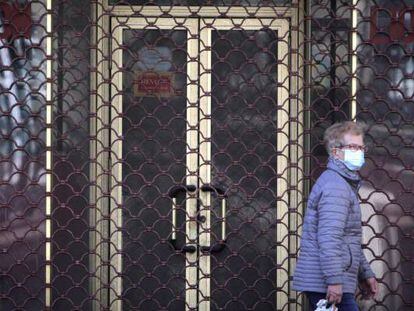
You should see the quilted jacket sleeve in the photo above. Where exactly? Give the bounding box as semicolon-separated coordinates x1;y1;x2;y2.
317;181;350;285
358;248;375;280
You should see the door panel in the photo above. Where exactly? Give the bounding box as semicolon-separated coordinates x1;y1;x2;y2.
121;28;187;310
209;28;279;310
110;19;199;310
198;19;290;310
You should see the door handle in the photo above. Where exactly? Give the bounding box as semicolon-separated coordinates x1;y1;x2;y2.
168;184;197;253
199;184;227;253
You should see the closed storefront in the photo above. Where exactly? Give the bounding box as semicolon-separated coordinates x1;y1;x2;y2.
0;1;413;310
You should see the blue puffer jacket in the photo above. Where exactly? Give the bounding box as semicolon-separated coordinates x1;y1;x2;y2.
292;157;375;294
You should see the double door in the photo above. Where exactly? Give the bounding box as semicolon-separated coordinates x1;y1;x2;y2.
97;12;293;310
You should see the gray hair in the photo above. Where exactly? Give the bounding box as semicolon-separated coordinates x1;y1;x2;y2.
324;121;366;154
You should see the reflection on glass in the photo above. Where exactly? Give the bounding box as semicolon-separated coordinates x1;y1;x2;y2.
357;4;414;310
0;2;47;309
120;28;187;310
209;29;278;310
52;1;93;309
310;2;414;310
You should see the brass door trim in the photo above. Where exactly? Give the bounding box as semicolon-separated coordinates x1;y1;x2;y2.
93;3;111;309
351;0;358;120
198;20;211;311
106;5;296;18
291;2;304;309
110;21;123;311
45;0;53;308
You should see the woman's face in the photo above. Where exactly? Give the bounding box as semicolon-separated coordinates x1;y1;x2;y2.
332;133;364;160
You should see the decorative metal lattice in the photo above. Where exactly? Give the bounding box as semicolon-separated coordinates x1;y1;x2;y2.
0;0;413;310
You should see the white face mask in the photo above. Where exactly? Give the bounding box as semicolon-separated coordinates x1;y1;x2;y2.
342;149;365;171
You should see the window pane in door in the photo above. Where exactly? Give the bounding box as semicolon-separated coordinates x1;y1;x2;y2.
119;28;188;310
209;29;279;310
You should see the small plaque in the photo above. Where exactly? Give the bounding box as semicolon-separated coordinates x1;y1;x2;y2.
133;71;174;97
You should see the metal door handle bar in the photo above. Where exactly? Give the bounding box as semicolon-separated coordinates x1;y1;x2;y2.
200;184;227;253
168;184;197;253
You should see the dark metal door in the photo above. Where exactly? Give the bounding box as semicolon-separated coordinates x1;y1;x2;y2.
207;24;282;311
197;18;291;311
109;18;199;310
107;15;292;310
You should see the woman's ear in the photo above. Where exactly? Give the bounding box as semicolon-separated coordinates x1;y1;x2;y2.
331;148;341;159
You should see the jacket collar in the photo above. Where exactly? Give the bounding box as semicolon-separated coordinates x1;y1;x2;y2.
327;156;361;188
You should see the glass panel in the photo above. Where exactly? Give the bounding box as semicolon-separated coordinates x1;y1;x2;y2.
0;2;47;309
52;0;92;309
209;29;278;310
119;28;187;310
308;1;414;309
357;4;414;310
377;9;391;31
309;0;351;176
109;0;292;6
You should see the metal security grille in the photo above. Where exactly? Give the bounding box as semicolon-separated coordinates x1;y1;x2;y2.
0;1;413;310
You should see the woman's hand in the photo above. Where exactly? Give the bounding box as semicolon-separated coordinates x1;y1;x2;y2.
327;284;343;304
360;277;378;299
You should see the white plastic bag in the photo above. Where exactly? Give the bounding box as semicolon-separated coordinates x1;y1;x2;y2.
314;299;338;311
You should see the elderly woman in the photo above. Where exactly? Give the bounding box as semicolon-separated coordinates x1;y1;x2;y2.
293;121;378;310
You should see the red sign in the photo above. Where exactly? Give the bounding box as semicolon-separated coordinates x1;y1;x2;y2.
0;2;32;40
134;71;174;97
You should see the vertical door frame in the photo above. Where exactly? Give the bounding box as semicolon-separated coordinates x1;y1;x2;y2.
91;2;112;310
